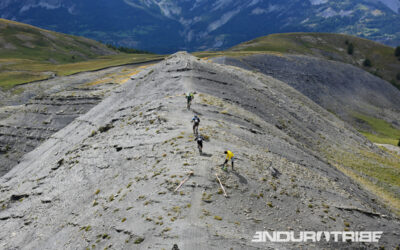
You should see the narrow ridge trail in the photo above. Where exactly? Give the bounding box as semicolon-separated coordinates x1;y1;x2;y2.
176;65;217;249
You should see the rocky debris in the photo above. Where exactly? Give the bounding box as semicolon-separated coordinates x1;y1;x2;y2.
40;197;52;204
0;52;399;249
9;193;29;201
268;166;281;179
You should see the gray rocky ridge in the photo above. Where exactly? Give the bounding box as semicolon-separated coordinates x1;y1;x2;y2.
0;52;399;249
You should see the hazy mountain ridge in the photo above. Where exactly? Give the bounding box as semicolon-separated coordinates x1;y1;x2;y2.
1;0;400;52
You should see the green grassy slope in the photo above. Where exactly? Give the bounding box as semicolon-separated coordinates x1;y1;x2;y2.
228;32;400;89
0;19;164;90
353;113;400;146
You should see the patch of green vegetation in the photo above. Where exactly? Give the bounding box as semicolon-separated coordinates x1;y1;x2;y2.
214;215;222;221
362;133;399;146
363;58;372;67
106;44;152;54
80;225;92;232
353;113;400;146
0;71;48;90
134;237;144;244
325;147;400;216
0;19;164;90
98;124;114;133
0;53;163;90
92;200;98;207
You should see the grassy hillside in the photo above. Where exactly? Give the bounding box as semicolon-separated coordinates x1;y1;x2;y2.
228;33;400;89
354;113;400;146
0;19;164;90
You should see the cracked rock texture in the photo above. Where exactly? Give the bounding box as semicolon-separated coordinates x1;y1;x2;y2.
0;52;399;249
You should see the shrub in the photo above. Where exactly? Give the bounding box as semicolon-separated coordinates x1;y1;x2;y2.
347;43;354;55
214;216;222;220
90;130;96;137
134;237;144;244
106;43;152;54
363;58;372;67
395;46;400;57
398;139;400;147
98;124;113;133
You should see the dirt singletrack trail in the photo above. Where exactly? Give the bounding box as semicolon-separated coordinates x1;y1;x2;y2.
175;66;216;249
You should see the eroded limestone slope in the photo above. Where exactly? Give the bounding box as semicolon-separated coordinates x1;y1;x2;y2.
0;52;399;249
0;65;149;177
212;54;400;130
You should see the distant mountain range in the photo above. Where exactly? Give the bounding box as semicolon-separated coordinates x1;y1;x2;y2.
1;0;400;53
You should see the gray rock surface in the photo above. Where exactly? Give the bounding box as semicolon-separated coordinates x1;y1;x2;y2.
0;52;399;249
0;65;149;177
213;54;400;130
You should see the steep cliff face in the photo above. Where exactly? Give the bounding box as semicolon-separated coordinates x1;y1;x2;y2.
0;53;399;249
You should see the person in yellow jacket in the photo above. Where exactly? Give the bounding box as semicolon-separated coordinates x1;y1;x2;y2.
222;150;234;171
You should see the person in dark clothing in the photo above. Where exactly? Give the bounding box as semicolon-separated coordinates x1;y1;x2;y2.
186;92;194;110
195;134;204;155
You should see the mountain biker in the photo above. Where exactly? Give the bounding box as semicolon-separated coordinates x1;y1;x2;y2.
191;115;200;135
194;134;204;155
222;150;234;171
186;92;194;110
